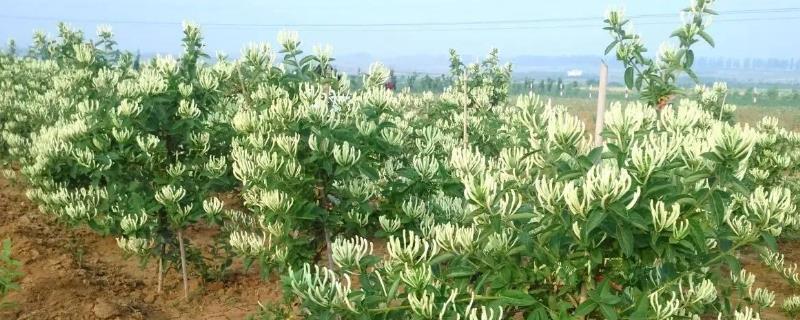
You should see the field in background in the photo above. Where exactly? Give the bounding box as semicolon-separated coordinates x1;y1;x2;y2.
540;96;800;132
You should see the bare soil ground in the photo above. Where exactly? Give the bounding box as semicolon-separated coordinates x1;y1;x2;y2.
0;175;284;320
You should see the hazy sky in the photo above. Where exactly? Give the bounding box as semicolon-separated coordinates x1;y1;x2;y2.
1;0;798;59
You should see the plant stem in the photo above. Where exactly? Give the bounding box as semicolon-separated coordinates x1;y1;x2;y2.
177;230;189;300
157;256;163;294
324;226;334;270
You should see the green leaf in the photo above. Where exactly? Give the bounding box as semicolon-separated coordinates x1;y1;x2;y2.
506;213;537;221
605;40;619;55
499;289;538;306
618;227;634;257
586;210;608;234
430;252;455;265
624;67;634;89
699;30;715;47
574;301;597;317
599;304;619;320
710;190;725;226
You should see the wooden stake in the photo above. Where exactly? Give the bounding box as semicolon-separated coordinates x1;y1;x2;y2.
594;62;609;147
177;230;189;300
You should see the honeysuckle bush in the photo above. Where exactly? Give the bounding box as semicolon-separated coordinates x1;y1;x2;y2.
0;22;240;297
2;17;800;320
282;85;800;319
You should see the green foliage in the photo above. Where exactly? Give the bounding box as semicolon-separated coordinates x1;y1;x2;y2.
605;0;717;107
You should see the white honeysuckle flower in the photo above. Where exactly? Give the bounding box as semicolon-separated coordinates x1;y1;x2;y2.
381;127;406;146
400;265;434;292
679;277;717;305
533;176;562;214
333;177;377;202
712;123;757;163
460;297;504;320
727;215;758;242
312;44;333;63
153;54;178;75
660;102;706;133
629;133;682;183
451;146;486;178
245;188;294;214
412;154;439;180
73;43;94;64
650;292;681;320
231;110;258;133
783;296;800;317
167;162;187;178
407;290;435;318
757;116;780;132
308;133;331;154
155;185;186;206
355;118;377;136
547;112;584;150
205;155;227;177
749;287;775;309
386;230;439;266
432;223;480;255
229;230;269;256
277;30;300;51
203;197;224;216
116;236;153;255
258;221;285;239
494;191;523;220
96;24;113;37
178;99;201;118
749;168;769;182
379;215;401;233
603;101;656;146
402;196;427;219
116;99;142;117
731;269;756;290
333;141;361;166
178;82;193;97
273;133;300;156
730;307;761;320
189;131;211;153
288;264;361;313
111;127;132;142
572;221;582;240
241;42;275;67
136;134;160;156
255;151;284;173
672;220;690;241
72;147;96;169
584;162;632;208
364;62;390;88
120;210;149;234
463;172;500;209
743;186;795;235
563;181;589;217
345;209;370;227
331;236;373;271
198;68;218;91
650;200;681;233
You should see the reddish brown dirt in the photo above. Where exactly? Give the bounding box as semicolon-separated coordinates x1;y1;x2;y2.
0;175;285;320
